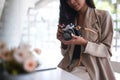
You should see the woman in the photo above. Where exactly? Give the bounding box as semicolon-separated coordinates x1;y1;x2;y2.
57;0;116;80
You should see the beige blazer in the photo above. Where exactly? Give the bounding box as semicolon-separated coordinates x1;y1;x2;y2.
58;7;116;80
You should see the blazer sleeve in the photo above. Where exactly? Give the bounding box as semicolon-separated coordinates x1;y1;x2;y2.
84;11;113;58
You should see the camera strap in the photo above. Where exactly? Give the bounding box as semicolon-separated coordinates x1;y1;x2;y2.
72;25;81;60
72;45;81;60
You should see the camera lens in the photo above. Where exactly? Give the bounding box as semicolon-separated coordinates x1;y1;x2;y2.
62;30;73;41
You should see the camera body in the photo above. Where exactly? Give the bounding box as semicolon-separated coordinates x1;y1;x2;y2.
62;23;81;41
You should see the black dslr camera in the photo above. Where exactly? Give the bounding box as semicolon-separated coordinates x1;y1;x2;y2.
62;23;81;41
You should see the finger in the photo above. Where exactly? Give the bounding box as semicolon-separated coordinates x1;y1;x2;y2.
58;28;63;33
71;34;78;39
57;33;63;41
58;24;64;29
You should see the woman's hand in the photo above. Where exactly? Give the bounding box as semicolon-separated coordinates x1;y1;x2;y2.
62;34;88;46
57;24;68;49
56;24;64;41
56;24;88;48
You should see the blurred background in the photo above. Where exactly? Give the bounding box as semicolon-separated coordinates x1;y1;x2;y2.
0;0;120;73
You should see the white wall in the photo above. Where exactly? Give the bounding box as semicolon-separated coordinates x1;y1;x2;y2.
0;0;30;48
0;0;5;19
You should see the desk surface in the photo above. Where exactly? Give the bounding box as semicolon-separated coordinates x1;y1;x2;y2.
0;68;81;80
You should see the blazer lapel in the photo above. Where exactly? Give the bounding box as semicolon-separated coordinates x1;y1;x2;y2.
84;7;98;28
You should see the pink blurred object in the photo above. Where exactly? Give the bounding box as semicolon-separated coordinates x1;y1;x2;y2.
1;50;12;61
23;58;38;72
34;48;41;55
0;41;41;74
13;48;32;63
0;41;12;61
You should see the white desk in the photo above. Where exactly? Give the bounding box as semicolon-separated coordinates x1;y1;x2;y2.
0;68;81;80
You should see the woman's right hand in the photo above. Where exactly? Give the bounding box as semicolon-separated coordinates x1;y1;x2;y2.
57;24;68;49
57;24;64;41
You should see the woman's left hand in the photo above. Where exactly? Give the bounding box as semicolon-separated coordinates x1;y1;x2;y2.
62;34;88;46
